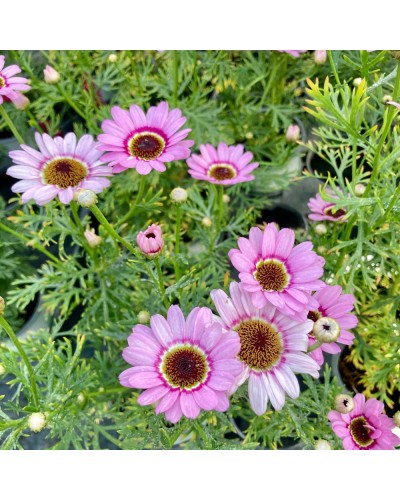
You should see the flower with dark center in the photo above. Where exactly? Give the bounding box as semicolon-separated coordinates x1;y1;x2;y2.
306;284;358;367
7;132;112;205
328;393;400;450
0;54;31;107
308;188;347;222
229;223;325;318
211;282;320;415
98;101;194;175
323;206;346;219
187;142;258;185
119;305;242;423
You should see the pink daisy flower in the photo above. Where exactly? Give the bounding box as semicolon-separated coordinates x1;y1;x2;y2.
0;55;31;107
328;394;400;450
186;142;259;185
307;285;358;366
228;224;325;318
119;305;243;423
7;132;113;205
308;189;347;222
211;282;320;415
98;101;194;175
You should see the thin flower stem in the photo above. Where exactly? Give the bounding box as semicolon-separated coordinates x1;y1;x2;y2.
174;204;182;282
216;184;224;235
307;341;323;353
0;315;40;409
154;257;169;308
0;220;62;266
69;201;94;258
193;420;212;450
117;175;147;228
173;51;179;107
328;51;347;107
90;205;137;257
55;83;87;121
0;105;25;144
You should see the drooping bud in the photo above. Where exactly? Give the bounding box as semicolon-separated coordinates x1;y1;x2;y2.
314;50;327;65
84;228;102;248
314;439;331;450
285;124;300;142
355;183;366;196
313;317;340;343
170;187;188;204
0;296;5;315
137;310;151;323
315;223;327;235
334;394;354;414
137;224;164;258
108;54;118;63
353;77;362;87
75;189;97;208
12;92;30;110
43;65;60;84
28;412;46;433
201;217;212;227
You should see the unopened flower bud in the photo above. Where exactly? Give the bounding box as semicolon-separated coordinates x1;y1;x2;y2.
286;124;300;142
245;132;254;140
334;394;354;414
393;411;400;427
0;363;5;376
383;94;393;104
108;54;118;63
314;439;331;450
202;217;212;227
353;77;362;87
77;393;86;405
84;228;102;248
315;223;327;235
137;224;164;258
222;194;230;203
313;317;340;343
137;310;150;323
0;296;5;315
75;189;97;207
355;183;366;196
43;65;60;84
28;412;46;433
314;50;327;65
12;93;30;110
170;187;188;204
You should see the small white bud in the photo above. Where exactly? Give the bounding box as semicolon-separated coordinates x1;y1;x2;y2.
245;132;254;140
170;187;188;204
222;194;230;203
383;94;393;104
353;77;362;87
334;394;354;414
28;412;46;433
315;223;327;235
77;393;86;405
0;296;5;315
84;228;102;248
137;310;150;323
201;217;212;227
108;54;118;63
75;189;97;208
0;363;6;376
314;50;327;65
286;124;300;142
314;439;331;450
313;317;340;343
355;183;366;196
43;65;60;84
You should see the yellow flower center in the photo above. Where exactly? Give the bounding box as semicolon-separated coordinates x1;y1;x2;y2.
42;157;87;189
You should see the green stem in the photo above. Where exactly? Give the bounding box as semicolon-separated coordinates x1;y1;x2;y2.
90;204;137;256
0;315;40;409
55;83;87;121
173;51;179;107
0;105;25;144
328;51;347;107
0;220;61;266
193;420;212;450
307;341;323;353
216;184;224;235
174;204;182;282
117;175;147;228
154;257;169;308
69;201;94;257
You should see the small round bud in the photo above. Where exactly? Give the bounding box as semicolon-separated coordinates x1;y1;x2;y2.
334;394;354;414
314;439;331;450
315;223;327;235
355;183;366;196
393;411;400;428
75;189;97;208
108;54;118;63
222;194;230;203
201;217;212;227
285;124;301;142
353;77;362;87
77;393;86;405
170;187;188;204
84;228;102;248
0;363;6;376
382;94;393;104
0;296;5;315
245;131;254;140
43;65;60;84
314;50;327;65
137;310;151;323
28;412;46;433
12;93;30;110
313;317;340;343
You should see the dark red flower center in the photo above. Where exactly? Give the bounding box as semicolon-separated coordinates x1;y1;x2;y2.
42;157;87;188
0;76;5;89
349;416;374;448
161;344;209;389
146;233;156;239
254;259;290;292
208;163;237;181
307;310;321;337
127;131;165;161
235;319;282;370
324;206;346;219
